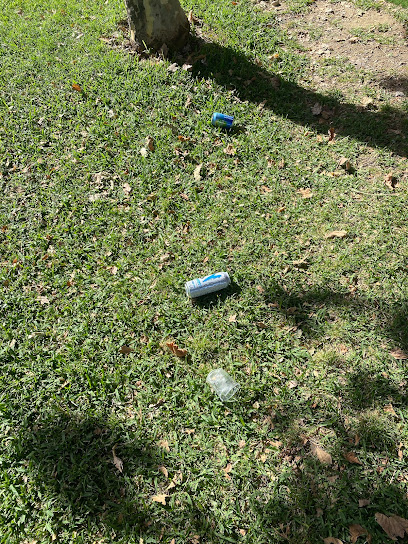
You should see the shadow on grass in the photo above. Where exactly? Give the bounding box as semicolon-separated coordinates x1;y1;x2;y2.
191;280;242;308
175;37;408;157
13;413;216;541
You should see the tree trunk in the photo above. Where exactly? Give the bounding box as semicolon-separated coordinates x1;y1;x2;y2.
124;0;190;51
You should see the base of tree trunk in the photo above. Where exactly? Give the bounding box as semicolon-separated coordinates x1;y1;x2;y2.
125;0;190;52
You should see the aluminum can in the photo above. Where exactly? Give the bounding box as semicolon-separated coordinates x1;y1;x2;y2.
211;112;234;129
185;271;231;298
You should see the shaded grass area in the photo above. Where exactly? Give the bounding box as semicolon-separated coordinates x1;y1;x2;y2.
1;0;408;542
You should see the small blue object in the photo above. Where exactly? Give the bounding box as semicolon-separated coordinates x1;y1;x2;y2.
211;112;234;129
185;272;231;298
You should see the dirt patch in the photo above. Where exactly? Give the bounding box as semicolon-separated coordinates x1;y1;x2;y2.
277;0;408;95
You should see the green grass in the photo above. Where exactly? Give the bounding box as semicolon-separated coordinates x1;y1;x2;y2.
1;0;408;542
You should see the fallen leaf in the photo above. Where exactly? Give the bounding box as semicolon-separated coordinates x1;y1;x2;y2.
152;494;167;505
223;462;232;480
228;314;237;323
166;341;187;358
256;321;267;329
191;536;200;544
312;102;323;116
123;182;132;194
398;442;404;460
112;445;123;473
385;173;398;190
298;188;313;198
344;451;362;465
349;525;368;544
158;439;170;452
310;442;332;465
167;62;179;73
140;147;148;157
72;83;82;92
359;499;370;508
166;471;183;490
188;9;200;23
323;538;343;544
223;144;236;155
328;127;336;142
182;64;193;72
145;136;154;151
384;404;397;416
375;513;408;540
194;163;203;181
119;345;134;354
260;185;272;193
325;230;348;239
338;157;353;172
238;440;246;448
390;348;408;360
37;296;50;305
239;529;247;536
109;265;118;275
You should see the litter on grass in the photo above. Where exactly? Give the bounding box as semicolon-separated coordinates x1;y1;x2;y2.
206;368;240;402
185;271;231;298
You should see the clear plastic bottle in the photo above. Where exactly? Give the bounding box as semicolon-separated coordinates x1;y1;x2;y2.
185;272;231;298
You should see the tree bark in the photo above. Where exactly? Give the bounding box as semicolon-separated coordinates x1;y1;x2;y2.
124;0;190;51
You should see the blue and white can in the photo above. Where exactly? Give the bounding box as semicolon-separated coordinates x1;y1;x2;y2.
211;112;234;129
185;272;231;298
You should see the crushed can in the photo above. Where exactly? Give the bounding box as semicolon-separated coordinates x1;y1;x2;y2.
185;272;231;298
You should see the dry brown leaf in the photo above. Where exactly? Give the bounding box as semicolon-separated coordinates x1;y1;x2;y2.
349;524;368;543
260;185;272;193
182;64;193;72
344;451;363;465
152;494;167;505
328;127;336;142
109;265;118;275
298;188;313;199
191;536;200;544
193;163;202;181
166;341;187;358
158;439;170;452
228;314;237;323
310;442;332;465
37;296;50;305
375;513;408;540
167;62;179;73
325;230;348;239
323;538;343;544
239;529;247;536
359;499;370;508
166;471;183;490
311;102;323;116
158;466;168;478
398;442;404;460
238;440;246;448
384;172;398;190
112;445;123;473
72;83;82;92
119;345;134;354
188;9;200;23
384;404;397;417
140;147;148;157
390;348;408;360
123;182;132;195
223;144;236;155
223;462;232;480
145;136;154;151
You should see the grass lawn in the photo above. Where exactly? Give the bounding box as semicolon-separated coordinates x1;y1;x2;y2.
1;0;408;542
